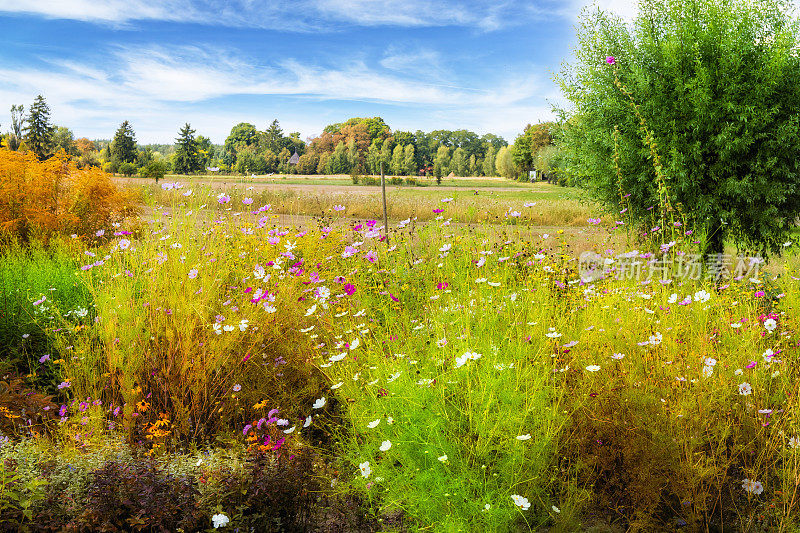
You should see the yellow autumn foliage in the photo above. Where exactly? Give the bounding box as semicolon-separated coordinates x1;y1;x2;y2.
0;148;136;243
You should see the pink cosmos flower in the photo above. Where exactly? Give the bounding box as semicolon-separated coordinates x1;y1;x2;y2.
606;56;616;65
365;250;378;263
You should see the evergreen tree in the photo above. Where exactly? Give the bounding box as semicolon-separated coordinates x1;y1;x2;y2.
174;123;201;175
111;120;137;164
262;119;285;154
24;95;54;160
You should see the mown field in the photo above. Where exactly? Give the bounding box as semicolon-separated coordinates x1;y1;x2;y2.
2;163;800;531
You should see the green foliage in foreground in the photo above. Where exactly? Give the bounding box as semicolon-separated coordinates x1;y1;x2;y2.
0;242;91;380
3;185;800;531
558;0;800;256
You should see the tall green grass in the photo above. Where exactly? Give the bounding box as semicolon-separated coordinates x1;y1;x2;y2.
10;186;800;531
0;241;91;383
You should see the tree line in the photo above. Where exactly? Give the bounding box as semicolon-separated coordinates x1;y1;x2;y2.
2;95;563;182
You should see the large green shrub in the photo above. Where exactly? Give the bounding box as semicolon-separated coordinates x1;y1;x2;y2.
557;0;800;255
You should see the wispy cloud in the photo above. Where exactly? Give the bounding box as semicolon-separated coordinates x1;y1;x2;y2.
0;45;551;141
0;0;558;30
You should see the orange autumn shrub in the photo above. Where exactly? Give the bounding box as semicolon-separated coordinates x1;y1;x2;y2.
0;148;136;243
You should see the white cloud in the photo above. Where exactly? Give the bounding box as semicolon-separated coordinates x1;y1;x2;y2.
0;45;549;142
0;0;554;30
380;46;444;75
0;0;199;25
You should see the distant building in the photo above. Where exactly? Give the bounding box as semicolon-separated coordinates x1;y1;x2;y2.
288;151;300;165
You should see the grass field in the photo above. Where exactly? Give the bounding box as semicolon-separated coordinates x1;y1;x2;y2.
2;172;800;532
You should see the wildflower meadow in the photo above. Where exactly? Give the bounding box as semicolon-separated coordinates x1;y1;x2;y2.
2;161;799;531
3;0;800;531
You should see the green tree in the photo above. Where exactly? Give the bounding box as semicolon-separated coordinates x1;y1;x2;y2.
23;95;54;160
366;142;382;175
495;146;515;179
482;145;497;176
535;145;562;183
379;140;393;173
173;123;201;175
8;105;24;151
196;135;213;169
261;119;285;154
111;121;137;164
557;0;800;255
346;139;360;173
451;147;467;176
403;144;416;176
223;123;257;167
297;152;319;174
52;126;78;156
139;160;168;182
118;162;137;176
468;154;478;176
433;145;450;178
326;142;350;174
391;144;405;175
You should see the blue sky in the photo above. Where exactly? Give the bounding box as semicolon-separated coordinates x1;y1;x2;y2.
0;0;636;144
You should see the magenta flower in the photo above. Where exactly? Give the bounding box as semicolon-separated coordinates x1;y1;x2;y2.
365;250;378;263
344;283;356;295
606;56;616;65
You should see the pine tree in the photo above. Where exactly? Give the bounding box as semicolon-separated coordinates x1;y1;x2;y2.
111;121;137;164
24;95;54;160
174;123;201;175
